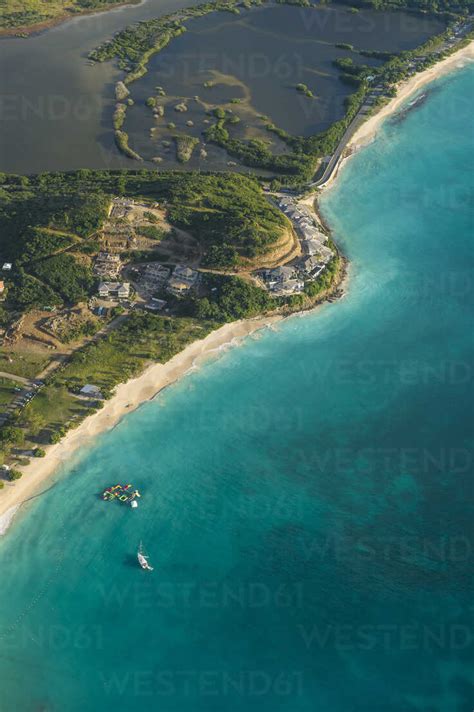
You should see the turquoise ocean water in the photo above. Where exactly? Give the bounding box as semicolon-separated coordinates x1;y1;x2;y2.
0;66;473;711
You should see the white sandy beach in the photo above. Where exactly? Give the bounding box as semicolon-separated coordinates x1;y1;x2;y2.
322;40;474;188
0;316;281;529
1;40;473;533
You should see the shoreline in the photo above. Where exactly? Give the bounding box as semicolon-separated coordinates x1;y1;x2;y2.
0;40;471;533
0;247;346;532
320;40;474;189
0;316;281;528
0;0;144;38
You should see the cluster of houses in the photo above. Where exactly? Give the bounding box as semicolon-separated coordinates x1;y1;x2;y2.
259;265;304;296
94;252;122;279
141;263;171;294
109;197;134;220
109;197;161;220
259;198;335;296
279;198;333;263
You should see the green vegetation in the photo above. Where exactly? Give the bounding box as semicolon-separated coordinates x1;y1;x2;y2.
7;468;23;481
88;0;469;186
304;257;340;297
0;425;25;453
295;83;315;98
0;167;345;471
0;350;50;379
113;103;127;130
333;0;470;15
0;378;17;409
162;173;287;267
138;225;166;240
191;274;275;321
114;130;143;161
31;254;95;303
25;312;217;440
0;170;287;295
0;0;134;32
173;134;200;163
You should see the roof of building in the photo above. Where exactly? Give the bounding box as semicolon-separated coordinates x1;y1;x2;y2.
80;384;102;397
272;265;296;280
98;281;130;293
173;265;198;280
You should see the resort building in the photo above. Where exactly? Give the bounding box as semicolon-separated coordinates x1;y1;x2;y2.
260;266;304;296
145;298;167;312
98;282;130;299
297;257;326;278
167;265;199;297
94;252;122;279
139;263;171;297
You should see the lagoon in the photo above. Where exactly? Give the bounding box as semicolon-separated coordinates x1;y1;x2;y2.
0;1;443;173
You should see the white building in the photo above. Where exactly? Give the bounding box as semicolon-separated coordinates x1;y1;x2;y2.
80;384;103;398
167;265;199;297
98;282;130;299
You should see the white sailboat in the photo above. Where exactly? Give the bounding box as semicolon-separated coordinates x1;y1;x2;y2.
137;542;153;571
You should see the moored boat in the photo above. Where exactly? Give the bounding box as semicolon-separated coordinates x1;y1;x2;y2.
137;542;153;571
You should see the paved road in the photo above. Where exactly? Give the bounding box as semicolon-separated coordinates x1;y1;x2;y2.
309;109;370;189
309;23;473;189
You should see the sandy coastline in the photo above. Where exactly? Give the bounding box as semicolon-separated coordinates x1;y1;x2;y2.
1;40;472;533
321;40;474;189
0;316;280;528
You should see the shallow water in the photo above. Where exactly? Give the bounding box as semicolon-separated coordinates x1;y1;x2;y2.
124;4;443;166
0;2;442;173
0;64;473;711
0;0;204;174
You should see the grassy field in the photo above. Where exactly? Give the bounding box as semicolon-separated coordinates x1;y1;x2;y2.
24;313;217;441
0;349;51;379
0;0;131;31
0;378;18;408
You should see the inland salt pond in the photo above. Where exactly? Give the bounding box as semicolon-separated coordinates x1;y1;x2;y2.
0;0;204;175
121;4;444;169
0;2;443;174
